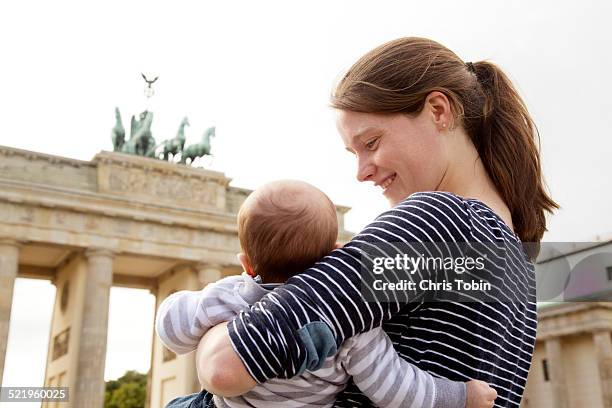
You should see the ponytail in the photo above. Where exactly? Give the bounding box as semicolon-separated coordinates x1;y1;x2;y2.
469;61;558;259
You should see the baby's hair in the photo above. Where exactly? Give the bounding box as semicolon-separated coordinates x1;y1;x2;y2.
238;180;338;283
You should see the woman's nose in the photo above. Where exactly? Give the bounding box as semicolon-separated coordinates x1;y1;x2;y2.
356;159;375;182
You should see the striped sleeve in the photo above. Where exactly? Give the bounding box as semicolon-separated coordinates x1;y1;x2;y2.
345;328;466;408
156;275;247;355
228;192;472;383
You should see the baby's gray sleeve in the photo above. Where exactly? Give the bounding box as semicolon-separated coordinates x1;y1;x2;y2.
344;328;466;408
155;275;247;355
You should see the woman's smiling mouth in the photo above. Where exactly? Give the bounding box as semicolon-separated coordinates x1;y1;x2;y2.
378;173;397;191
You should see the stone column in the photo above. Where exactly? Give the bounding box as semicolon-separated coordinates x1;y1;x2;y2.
0;239;21;387
72;248;114;408
196;263;223;287
144;287;157;408
593;330;612;407
546;337;569;408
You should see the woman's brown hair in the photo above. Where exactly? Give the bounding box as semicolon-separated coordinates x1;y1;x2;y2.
331;37;558;260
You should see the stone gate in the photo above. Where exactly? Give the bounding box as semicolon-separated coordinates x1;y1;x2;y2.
0;145;352;408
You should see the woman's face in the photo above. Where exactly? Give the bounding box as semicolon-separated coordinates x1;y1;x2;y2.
337;109;448;206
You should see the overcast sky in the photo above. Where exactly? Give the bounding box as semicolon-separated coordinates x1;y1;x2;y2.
1;0;611;400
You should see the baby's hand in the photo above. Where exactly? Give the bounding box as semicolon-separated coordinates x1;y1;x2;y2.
465;380;497;408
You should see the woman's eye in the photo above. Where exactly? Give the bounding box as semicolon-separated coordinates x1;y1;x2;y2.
366;139;378;149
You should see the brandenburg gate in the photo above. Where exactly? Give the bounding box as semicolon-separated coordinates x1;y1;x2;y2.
0;145;352;407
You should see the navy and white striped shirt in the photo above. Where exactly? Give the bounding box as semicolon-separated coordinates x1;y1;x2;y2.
228;192;537;408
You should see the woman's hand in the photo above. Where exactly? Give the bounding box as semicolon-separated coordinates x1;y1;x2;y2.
465;380;497;408
195;322;257;397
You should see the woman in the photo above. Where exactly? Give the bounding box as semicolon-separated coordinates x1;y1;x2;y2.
183;37;557;408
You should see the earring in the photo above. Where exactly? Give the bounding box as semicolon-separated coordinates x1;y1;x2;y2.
442;123;447;129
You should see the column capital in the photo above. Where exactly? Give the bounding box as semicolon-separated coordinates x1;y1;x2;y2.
0;237;26;248
84;247;116;259
195;262;224;271
195;262;223;285
545;336;564;348
84;248;114;288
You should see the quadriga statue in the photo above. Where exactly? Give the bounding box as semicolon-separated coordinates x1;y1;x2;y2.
111;107;126;152
180;126;215;164
160;117;189;161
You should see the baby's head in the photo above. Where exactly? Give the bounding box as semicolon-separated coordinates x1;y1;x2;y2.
237;180;338;283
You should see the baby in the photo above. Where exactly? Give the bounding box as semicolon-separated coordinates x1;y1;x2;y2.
156;180;496;408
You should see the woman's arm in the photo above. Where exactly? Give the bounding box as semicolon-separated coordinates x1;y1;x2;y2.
201;193;472;394
196;322;256;396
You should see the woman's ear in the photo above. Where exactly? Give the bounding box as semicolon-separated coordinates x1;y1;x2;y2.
424;91;453;131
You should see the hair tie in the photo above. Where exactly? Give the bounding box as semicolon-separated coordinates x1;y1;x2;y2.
466;62;476;73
